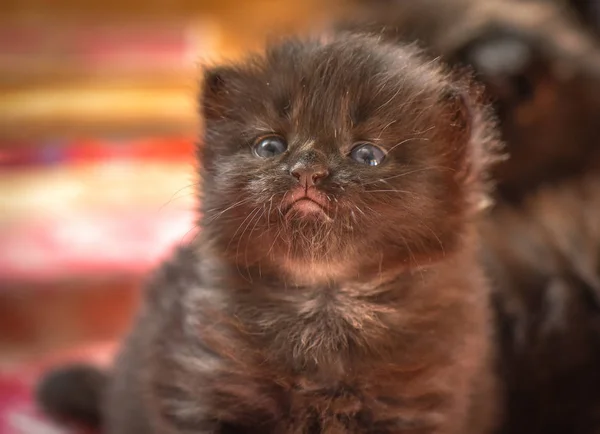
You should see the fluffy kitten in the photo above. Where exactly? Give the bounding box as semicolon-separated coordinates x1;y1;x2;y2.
38;33;502;433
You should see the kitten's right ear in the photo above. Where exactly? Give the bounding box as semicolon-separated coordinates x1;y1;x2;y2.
201;66;236;121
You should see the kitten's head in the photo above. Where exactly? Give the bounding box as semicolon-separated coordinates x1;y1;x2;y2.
198;34;498;280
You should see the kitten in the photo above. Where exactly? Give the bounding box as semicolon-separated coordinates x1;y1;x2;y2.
38;33;502;434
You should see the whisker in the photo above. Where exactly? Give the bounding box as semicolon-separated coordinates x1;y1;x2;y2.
227;207;261;252
244;206;267;281
386;136;430;153
235;207;263;282
363;204;379;215
205;198;253;223
278;191;290;216
179;224;201;245
159;183;199;212
366;189;417;194
354;205;366;217
364;166;453;185
267;195;276;230
267;226;283;257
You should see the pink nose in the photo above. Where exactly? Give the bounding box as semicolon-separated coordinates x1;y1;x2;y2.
290;166;329;186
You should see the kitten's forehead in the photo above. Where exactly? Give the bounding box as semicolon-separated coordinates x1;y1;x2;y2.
261;36;439;102
234;36;449;137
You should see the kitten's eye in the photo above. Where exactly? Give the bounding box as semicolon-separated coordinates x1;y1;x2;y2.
349;143;386;166
254;136;288;158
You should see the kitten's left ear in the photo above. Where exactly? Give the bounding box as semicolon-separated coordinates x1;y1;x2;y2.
200;66;239;121
440;85;473;149
440;81;502;211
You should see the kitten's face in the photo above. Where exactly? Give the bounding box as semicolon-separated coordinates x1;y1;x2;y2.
199;36;482;277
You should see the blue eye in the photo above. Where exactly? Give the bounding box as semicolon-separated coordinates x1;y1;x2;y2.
350;143;386;166
254;136;287;158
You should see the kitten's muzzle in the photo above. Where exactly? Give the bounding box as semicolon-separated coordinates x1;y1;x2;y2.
282;186;329;216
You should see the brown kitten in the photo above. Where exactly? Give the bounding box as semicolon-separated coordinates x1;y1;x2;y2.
38;33;502;434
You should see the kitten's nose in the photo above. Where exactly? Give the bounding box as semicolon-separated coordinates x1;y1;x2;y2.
290;165;329;187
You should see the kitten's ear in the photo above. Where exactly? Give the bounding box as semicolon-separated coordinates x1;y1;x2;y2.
201;66;237;121
440;85;473;147
440;81;502;212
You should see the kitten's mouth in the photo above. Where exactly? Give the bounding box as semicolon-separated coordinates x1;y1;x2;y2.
283;188;329;218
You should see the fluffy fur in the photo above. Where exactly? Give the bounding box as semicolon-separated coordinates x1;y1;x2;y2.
39;33;502;434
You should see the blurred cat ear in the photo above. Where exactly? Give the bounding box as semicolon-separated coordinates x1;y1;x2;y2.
201;66;237;121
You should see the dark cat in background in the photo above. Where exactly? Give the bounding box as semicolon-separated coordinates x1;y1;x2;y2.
38;33;502;433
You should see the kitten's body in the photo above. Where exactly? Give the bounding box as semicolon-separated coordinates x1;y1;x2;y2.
39;34;501;433
107;242;496;434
